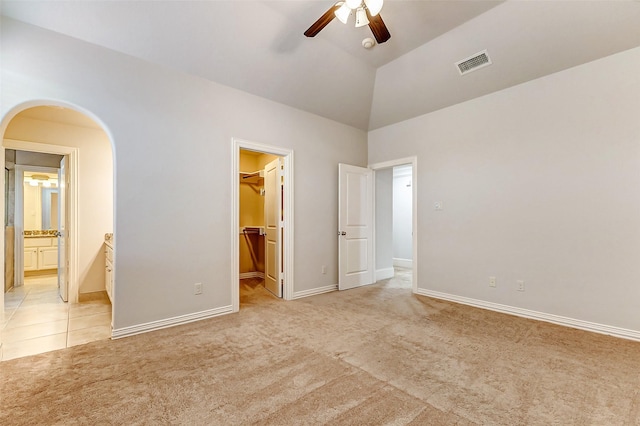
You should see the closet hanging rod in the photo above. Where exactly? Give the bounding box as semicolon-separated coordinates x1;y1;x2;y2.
240;170;264;179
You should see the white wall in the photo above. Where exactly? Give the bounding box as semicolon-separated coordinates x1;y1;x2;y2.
392;166;412;263
369;46;640;335
5;116;114;294
0;18;367;330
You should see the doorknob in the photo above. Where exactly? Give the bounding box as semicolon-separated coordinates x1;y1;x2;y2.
338;231;346;236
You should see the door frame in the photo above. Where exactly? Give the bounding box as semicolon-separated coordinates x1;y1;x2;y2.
231;138;294;311
2;139;80;303
370;156;418;294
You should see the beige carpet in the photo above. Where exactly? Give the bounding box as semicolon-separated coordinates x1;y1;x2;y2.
1;271;639;425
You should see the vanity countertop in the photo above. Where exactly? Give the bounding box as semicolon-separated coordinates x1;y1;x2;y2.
24;230;58;238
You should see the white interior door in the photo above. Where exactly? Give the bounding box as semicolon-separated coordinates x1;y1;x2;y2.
57;157;68;302
264;157;282;297
338;163;374;290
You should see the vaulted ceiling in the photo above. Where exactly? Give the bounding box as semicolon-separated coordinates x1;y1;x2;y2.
3;1;640;131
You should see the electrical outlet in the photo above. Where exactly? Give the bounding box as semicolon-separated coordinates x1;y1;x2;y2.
489;276;496;288
321;265;327;274
517;280;525;292
194;282;203;295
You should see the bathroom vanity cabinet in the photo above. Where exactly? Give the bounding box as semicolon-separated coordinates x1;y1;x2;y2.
24;237;58;271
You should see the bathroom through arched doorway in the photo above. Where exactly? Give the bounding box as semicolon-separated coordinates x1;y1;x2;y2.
1;104;115;361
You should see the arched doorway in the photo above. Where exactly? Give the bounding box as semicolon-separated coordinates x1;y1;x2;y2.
1;104;115;361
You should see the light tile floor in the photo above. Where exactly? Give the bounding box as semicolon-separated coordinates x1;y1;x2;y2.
1;275;112;362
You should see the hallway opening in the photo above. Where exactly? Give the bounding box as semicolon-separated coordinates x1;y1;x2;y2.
371;156;418;293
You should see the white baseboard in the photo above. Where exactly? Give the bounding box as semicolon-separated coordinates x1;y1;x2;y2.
293;284;338;300
393;258;413;269
239;271;265;280
416;289;640;342
376;267;395;281
111;305;233;339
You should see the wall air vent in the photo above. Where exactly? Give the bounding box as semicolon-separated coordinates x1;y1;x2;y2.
456;50;492;75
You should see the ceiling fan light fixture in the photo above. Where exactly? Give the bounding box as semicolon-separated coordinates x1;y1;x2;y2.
355;7;369;27
345;0;362;9
364;0;383;16
334;2;351;24
304;0;390;43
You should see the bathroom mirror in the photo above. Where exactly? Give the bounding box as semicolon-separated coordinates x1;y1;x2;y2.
23;174;59;230
42;187;59;230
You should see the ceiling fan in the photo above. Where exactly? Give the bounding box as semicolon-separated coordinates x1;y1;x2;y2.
304;0;391;44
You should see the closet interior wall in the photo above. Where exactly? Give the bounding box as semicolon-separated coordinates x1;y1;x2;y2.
238;150;278;278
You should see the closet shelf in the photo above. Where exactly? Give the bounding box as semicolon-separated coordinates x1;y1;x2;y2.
240;170;264;184
239;226;265;235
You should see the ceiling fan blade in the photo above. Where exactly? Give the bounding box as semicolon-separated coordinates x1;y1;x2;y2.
366;9;391;44
304;4;341;37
